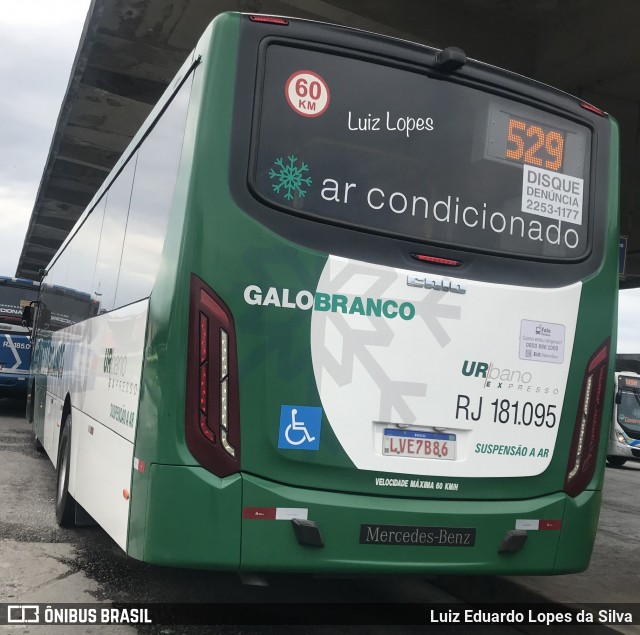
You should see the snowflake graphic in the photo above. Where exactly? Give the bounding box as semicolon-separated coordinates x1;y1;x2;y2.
269;155;312;201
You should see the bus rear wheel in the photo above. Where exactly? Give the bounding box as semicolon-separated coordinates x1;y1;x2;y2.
33;431;44;454
56;415;77;527
606;456;627;467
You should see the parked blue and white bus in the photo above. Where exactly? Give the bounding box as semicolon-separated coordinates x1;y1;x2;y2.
607;372;640;466
0;277;40;398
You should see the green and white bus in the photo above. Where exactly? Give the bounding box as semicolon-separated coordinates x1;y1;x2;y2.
29;12;619;574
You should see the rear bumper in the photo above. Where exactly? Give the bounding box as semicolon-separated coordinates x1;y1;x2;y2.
135;465;601;574
240;474;599;575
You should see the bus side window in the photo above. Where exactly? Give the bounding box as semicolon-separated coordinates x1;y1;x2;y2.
39;253;69;333
114;75;192;309
92;156;137;313
66;195;105;313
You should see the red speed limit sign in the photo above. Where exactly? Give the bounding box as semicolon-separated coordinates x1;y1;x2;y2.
285;70;330;117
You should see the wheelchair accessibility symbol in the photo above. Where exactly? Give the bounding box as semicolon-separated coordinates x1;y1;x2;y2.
278;405;322;450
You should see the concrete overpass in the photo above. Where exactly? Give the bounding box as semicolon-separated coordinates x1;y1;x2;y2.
16;0;640;286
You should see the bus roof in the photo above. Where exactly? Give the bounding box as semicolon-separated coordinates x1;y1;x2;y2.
0;276;40;288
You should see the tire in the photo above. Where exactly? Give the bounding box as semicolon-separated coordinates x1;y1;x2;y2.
33;430;45;454
55;415;77;527
606;456;627;467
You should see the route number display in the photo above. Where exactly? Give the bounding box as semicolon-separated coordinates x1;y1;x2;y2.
505;116;566;172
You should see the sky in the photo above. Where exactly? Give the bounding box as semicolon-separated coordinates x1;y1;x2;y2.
0;0;639;354
0;0;91;275
618;290;640;354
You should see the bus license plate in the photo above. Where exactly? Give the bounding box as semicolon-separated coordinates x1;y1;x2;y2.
383;429;456;460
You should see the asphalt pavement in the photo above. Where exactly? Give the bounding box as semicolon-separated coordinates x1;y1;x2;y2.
1;396;639;634
434;461;640;634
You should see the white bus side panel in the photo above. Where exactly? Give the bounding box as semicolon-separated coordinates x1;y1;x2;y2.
39;299;148;549
75;300;148;443
42;300;148;444
43;391;64;463
69;407;133;550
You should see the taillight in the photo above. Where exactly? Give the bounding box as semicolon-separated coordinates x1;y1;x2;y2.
411;253;462;267
564;339;610;497
185;275;240;476
249;15;289;25
580;101;606;117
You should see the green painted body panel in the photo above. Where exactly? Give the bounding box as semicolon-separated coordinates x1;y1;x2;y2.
128;16;242;555
128;464;604;572
240;473;589;574
138;465;242;568
122;13;619;572
553;490;602;573
557;118;620;500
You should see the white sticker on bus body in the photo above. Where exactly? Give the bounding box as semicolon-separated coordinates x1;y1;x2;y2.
516;519;540;530
519;319;565;364
522;165;584;226
275;508;309;520
310;255;581;479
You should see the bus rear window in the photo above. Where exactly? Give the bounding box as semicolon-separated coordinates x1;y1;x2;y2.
0;286;38;327
250;44;591;260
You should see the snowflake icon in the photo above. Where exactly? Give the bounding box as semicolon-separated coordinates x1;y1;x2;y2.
269;155;312;201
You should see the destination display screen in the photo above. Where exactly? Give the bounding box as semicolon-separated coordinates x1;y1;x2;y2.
619;376;640;390
251;45;592;260
486;111;566;172
506;116;565;171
